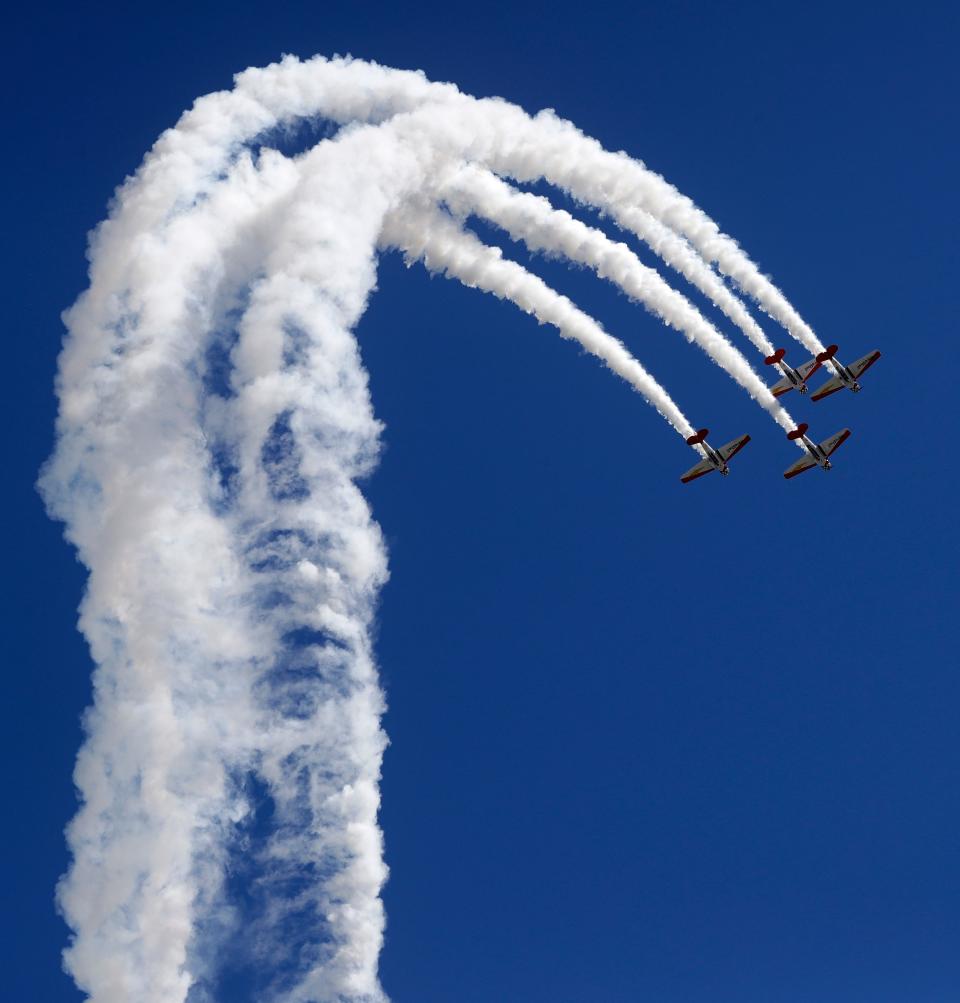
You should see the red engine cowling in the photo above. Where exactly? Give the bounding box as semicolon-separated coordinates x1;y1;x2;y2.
787;423;809;440
686;428;709;446
816;344;838;363
764;348;786;366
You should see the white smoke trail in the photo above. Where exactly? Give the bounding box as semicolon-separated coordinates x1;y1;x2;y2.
42;56;817;1003
607;204;776;356
122;53;820;355
348;101;816;382
44;115;407;1003
459;108;825;355
439;165;778;359
380;199;695;436
614;181;825;355
435;165;794;427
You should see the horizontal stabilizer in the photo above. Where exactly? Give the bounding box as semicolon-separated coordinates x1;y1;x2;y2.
787;423;809;441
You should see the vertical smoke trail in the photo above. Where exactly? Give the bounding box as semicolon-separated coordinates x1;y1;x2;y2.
42;173;278;1001
187;135;418;1003
42;120;409;1003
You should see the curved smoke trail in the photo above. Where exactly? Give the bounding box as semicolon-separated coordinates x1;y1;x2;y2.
42;55;811;1003
434;164;789;423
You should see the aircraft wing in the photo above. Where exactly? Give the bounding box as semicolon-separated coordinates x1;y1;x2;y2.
783;455;818;479
848;350;881;379
680;458;715;484
820;428;852;456
796;357;822;382
718;434;751;462
770;375;794;397
811;374;845;401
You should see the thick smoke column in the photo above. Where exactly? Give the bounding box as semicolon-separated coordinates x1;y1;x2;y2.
42;56;811;1003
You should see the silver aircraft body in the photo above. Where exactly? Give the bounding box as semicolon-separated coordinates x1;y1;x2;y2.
764;347;822;397
811;344;881;401
782;423;852;479
680;428;751;483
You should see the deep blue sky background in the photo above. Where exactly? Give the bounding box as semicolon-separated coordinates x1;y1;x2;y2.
4;2;958;1000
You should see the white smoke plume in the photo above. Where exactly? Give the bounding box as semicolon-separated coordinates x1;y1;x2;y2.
456;106;826;356
381;198;696;436
434;164;793;426
439;164;778;360
42;55;813;1003
607;204;777;356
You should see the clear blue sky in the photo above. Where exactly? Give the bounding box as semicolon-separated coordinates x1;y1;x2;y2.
4;2;958;1000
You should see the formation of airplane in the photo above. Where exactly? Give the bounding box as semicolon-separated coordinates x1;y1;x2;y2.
680;343;880;484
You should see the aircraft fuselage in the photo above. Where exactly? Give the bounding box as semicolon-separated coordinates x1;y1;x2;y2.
799;435;832;470
778;361;810;394
701;440;730;475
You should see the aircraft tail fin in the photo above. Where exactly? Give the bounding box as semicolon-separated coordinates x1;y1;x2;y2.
786;423;809;441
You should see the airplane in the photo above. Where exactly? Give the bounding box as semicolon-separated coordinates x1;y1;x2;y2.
680;428;751;483
782;422;852;479
811;344;882;401
764;347;823;397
